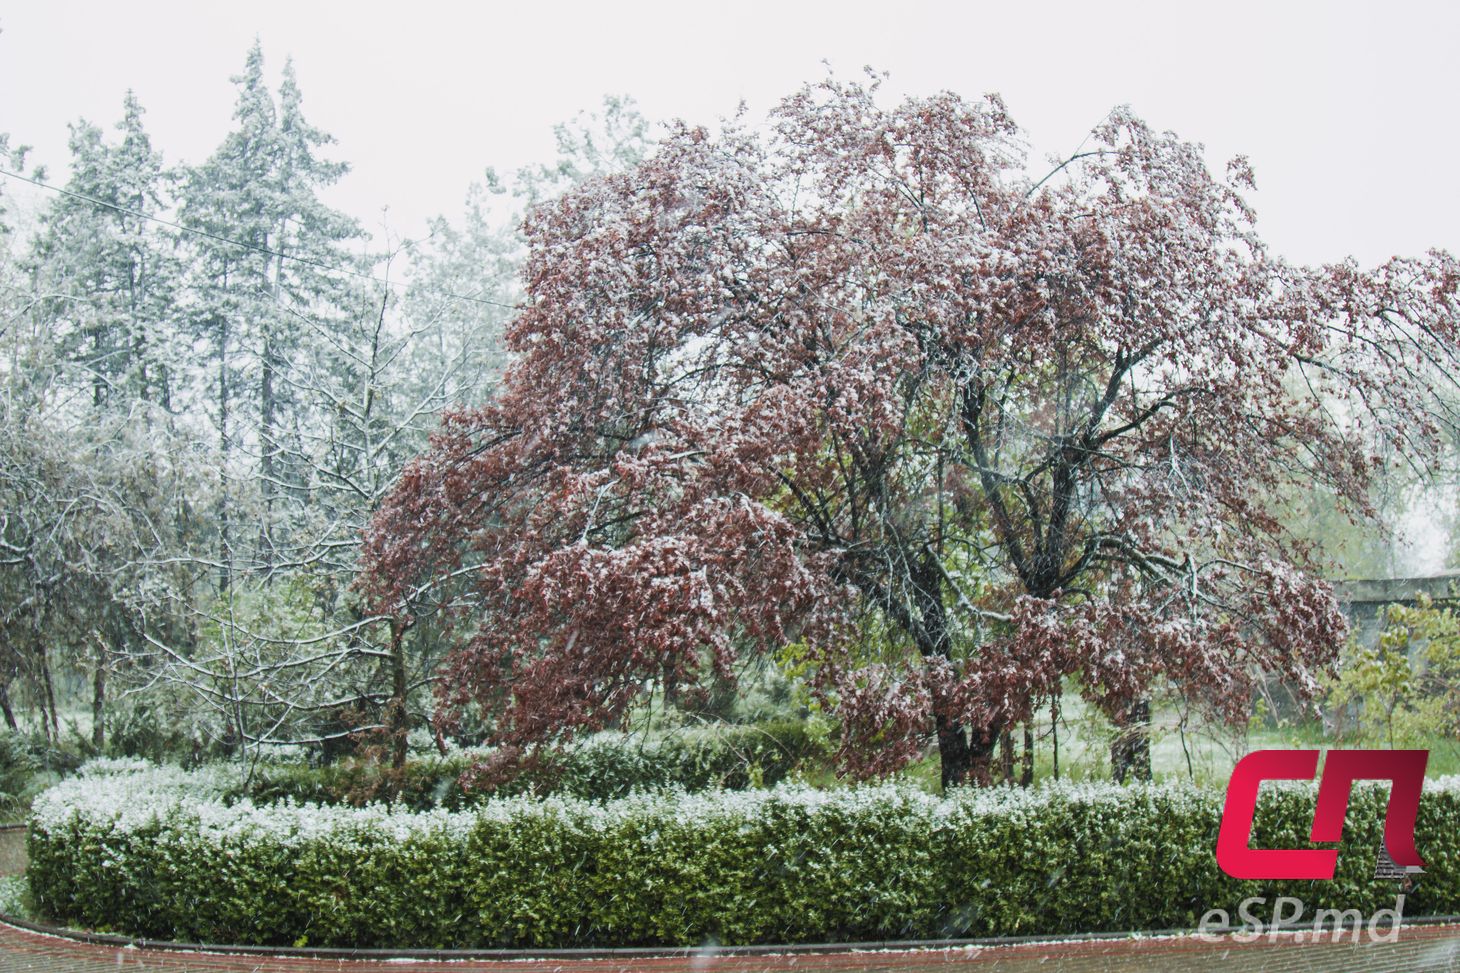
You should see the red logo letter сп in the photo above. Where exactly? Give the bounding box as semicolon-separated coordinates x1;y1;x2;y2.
1215;749;1427;881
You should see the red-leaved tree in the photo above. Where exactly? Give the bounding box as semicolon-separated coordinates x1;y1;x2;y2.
359;75;1460;787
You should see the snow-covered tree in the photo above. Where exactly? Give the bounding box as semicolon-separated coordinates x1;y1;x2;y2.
512;94;654;207
0;310;209;746
180;43;369;577
361;76;1460;787
401;95;656;414
27;93;183;412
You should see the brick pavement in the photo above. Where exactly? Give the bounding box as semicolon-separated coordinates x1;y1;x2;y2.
0;920;1459;973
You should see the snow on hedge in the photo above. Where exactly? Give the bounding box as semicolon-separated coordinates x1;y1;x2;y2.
33;756;1220;838
27;760;1460;949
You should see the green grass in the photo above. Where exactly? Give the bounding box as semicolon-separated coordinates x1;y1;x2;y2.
790;692;1460;793
1247;720;1460;776
18;683;1460;804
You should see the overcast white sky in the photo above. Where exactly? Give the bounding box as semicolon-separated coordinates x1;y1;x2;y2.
2;0;1458;269
1;0;1457;571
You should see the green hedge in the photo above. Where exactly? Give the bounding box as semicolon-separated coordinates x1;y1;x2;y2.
27;761;1460;948
240;720;829;809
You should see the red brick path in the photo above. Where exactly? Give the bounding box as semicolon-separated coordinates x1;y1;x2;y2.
1;920;1459;973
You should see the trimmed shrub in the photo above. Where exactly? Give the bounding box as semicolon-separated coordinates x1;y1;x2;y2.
28;760;1460;948
0;731;77;817
241;720;829;809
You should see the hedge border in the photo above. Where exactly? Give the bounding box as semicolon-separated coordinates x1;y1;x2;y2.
30;765;1460;950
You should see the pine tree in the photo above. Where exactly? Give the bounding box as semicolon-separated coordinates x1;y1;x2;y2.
27;93;181;412
180;43;367;577
0;133;31;238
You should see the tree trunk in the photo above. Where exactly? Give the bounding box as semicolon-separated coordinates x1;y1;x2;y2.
1111;697;1152;783
936;713;973;790
216;309;232;595
938;720;1002;788
92;640;106;750
259;330;276;565
430;711;449;757
967;728;999;786
388;620;409;770
1021;724;1034;787
911;559;1007;791
999;729;1015;784
258;242;286;568
0;680;15;732
872;555;1006;791
1050;694;1061;780
38;644;59;743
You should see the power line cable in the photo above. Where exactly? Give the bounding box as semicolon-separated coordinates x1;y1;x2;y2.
0;166;519;310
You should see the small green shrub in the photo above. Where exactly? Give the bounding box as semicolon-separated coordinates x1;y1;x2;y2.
0;875;30;919
28;760;1460;948
0;731;77;817
242;720;829;809
0;734;40;809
